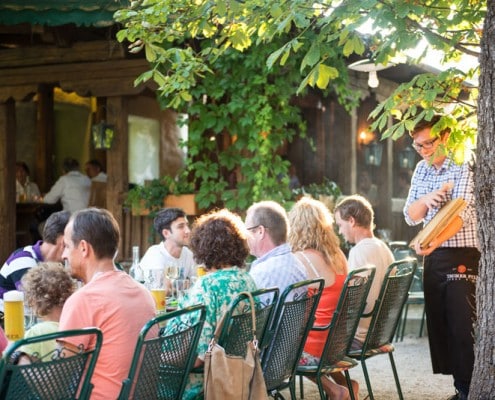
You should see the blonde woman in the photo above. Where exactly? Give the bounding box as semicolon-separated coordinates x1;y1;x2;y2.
19;262;76;360
288;197;357;400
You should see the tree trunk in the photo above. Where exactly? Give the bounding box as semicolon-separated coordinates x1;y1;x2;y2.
471;1;495;399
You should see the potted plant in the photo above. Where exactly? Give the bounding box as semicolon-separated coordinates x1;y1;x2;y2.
125;171;198;216
163;171;198;215
292;178;342;211
125;178;171;216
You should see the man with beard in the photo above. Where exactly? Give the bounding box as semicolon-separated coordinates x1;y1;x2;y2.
140;207;197;280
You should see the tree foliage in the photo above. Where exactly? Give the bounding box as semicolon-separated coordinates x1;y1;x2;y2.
115;1;493;396
116;1;484;149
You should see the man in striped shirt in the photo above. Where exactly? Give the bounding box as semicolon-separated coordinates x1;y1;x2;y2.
0;210;70;307
404;115;478;400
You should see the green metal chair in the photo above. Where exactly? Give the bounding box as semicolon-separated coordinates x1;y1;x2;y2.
261;278;325;399
0;327;103;400
295;266;376;400
389;242;426;341
346;258;417;400
118;304;206;400
216;287;280;358
187;287;279;400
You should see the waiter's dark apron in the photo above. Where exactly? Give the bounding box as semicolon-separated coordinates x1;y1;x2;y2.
423;247;479;384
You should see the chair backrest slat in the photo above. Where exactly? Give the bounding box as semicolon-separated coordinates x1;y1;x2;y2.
119;304;206;400
0;327;103;400
217;288;279;358
319;267;376;369
364;258;417;350
262;278;325;392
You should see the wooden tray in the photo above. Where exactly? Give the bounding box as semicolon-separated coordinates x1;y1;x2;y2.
409;198;467;249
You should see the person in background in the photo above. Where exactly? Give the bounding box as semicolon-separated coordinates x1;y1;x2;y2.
166;209;258;399
58;208;155;400
357;170;379;208
43;157;91;214
85;159;107;183
16;161;41;202
17;262;75;362
288;197;353;400
140;207;196;280
0;211;70;305
288;163;301;191
404;115;478;400
397;170;412;198
245;200;307;299
333;195;394;399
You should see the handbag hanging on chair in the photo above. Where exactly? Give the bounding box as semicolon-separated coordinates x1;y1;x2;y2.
204;292;268;400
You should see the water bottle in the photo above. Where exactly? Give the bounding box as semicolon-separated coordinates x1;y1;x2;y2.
129;246;144;283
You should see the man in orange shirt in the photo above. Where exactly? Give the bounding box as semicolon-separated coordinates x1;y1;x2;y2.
59;208;155;399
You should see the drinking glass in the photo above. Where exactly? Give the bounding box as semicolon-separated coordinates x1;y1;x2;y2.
165;265;180;302
146;268;166;313
174;279;189;302
4;290;25;341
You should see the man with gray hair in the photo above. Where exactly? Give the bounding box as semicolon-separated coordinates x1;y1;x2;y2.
245;200;307;298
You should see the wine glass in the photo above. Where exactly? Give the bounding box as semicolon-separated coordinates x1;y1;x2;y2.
166;265;179;280
165;265;180;303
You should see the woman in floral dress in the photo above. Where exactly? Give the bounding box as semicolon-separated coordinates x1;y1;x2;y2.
168;209;258;399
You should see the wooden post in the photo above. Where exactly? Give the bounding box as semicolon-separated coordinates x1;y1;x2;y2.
35;84;55;193
106;96;128;258
0;99;17;262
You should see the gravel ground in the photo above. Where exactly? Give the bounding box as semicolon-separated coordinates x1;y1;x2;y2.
280;306;457;400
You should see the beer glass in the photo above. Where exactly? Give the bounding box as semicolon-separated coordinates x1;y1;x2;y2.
146;268;166;313
4;290;25;341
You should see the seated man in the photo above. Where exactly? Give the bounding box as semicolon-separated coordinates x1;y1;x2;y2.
0;211;70;307
140;207;197;280
59;208;155;400
245;200;307;299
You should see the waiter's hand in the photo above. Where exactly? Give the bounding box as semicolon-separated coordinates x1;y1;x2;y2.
422;182;453;209
414;239;439;256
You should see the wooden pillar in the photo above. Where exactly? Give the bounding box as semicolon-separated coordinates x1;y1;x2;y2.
315;104;325;183
35;84;55;193
106;96;128;258
0;99;17;262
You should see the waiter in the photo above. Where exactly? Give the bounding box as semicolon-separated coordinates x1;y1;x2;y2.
404;115;478;400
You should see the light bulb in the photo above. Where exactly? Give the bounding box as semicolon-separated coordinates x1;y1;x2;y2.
368;70;379;88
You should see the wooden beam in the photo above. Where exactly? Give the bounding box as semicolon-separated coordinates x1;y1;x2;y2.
0;59;153;101
0;59;150;87
0;99;17;263
0;41;126;69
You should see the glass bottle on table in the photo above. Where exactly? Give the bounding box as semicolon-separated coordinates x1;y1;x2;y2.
129;246;144;283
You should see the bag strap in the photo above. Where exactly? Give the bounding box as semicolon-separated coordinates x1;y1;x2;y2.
211;291;258;344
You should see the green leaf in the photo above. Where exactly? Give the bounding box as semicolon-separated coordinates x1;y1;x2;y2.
301;43;320;70
316;64;339;89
